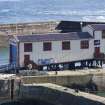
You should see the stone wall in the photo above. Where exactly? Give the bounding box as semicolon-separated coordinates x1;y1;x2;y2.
92;74;105;91
0;21;60;36
22;74;92;87
0;21;60;47
22;70;105;91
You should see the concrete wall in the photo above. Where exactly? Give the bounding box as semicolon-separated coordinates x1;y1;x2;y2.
0;80;11;98
22;70;105;91
19;39;94;67
92;74;105;90
0;74;21;102
22;74;92;87
19;83;105;105
23;70;105;91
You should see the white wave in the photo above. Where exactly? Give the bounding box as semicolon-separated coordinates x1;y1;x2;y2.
39;10;105;22
1;9;10;13
96;16;105;20
0;0;21;2
36;10;105;16
82;16;105;22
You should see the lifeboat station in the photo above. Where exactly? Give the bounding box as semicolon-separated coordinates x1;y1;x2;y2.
9;24;105;71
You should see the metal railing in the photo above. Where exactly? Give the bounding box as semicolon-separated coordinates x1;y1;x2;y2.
0;62;17;73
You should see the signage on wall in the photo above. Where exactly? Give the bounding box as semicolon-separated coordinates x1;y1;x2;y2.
38;58;55;65
94;40;100;45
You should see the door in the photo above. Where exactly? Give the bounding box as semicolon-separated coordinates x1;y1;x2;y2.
10;44;17;65
24;55;30;66
94;47;100;57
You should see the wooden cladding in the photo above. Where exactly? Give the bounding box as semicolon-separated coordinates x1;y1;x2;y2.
81;40;89;49
43;42;52;51
24;43;32;52
62;41;70;50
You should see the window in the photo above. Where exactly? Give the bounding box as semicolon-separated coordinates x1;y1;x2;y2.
94;40;100;45
24;43;32;52
81;40;89;49
43;42;52;51
62;41;70;50
102;30;105;38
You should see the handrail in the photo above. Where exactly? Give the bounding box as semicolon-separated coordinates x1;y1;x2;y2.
0;63;16;73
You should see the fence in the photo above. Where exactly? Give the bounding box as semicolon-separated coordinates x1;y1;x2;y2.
0;64;17;73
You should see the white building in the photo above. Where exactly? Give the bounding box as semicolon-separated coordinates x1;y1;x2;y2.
9;24;105;69
83;24;105;55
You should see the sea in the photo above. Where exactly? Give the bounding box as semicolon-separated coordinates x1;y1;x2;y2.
0;0;105;65
0;0;105;23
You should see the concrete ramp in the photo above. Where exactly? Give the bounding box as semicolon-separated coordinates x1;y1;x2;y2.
19;83;105;105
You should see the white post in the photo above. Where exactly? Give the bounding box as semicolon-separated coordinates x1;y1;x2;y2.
15;23;19;70
80;22;83;32
16;23;18;35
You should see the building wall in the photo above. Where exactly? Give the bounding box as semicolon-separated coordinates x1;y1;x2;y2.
19;40;94;67
93;31;105;54
101;39;105;53
82;26;105;54
94;31;102;39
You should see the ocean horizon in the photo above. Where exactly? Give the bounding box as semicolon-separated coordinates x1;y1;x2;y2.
0;0;105;23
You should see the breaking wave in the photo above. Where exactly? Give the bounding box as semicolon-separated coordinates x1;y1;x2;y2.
0;0;21;2
37;10;105;16
0;0;105;23
0;9;10;13
82;16;105;22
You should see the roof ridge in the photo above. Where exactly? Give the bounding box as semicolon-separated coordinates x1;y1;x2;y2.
17;32;93;42
17;32;89;37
